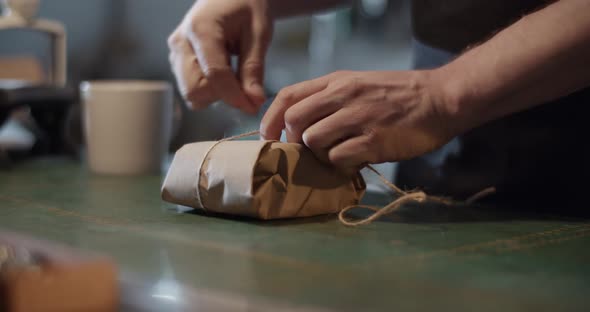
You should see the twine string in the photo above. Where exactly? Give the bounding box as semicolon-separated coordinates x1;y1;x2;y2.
338;164;496;226
194;130;261;210
192;130;495;224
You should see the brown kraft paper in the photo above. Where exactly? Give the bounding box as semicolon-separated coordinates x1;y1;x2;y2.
161;140;366;220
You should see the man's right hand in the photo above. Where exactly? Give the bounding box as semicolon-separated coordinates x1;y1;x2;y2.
168;0;273;114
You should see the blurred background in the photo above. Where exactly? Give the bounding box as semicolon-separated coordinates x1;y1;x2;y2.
1;0;412;182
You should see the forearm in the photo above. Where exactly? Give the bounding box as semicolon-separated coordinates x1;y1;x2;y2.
268;0;352;18
437;0;590;133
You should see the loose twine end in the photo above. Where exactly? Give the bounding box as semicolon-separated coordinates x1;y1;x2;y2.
338;165;496;226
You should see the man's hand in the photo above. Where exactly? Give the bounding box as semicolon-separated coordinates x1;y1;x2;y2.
168;0;272;114
260;70;461;172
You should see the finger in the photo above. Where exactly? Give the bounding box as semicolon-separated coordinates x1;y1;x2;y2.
260;76;330;141
186;26;257;114
239;29;268;109
168;36;218;109
283;90;338;143
328;135;377;171
301;108;363;160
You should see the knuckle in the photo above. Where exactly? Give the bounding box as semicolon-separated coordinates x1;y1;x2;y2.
190;17;215;38
283;108;301;130
329;82;347;94
328;78;361;97
302;131;321;150
192;24;209;39
276;88;295;104
335;76;361;92
194;73;209;89
183;93;213;110
178;73;209;97
363;129;378;147
167;32;183;50
241;60;263;71
363;130;384;163
168;51;182;66
348;76;362;90
203;66;232;80
179;87;195;102
241;60;264;77
180;83;201;102
358;142;372;162
331;70;349;77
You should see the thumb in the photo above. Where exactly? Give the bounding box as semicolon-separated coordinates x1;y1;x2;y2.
239;31;268;109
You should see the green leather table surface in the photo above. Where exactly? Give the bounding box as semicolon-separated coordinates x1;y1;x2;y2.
1;158;589;311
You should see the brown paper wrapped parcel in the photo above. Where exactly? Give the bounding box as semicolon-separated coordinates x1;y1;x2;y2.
161;140;366;219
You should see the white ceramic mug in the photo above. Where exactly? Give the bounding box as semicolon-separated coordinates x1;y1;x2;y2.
81;80;173;175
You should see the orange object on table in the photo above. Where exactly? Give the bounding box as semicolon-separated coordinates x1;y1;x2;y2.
0;232;118;312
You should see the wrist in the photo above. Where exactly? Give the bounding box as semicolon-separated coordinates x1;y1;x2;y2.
429;65;481;135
